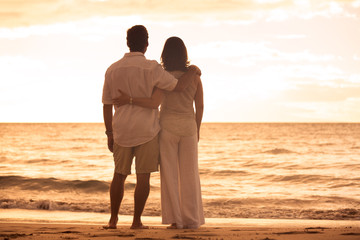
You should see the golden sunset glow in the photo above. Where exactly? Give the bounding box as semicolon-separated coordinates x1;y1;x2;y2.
1;0;360;122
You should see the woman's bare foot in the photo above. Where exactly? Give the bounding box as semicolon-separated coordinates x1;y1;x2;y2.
183;224;200;229
167;223;177;229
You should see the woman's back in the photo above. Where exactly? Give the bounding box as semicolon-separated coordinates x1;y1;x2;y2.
160;70;197;136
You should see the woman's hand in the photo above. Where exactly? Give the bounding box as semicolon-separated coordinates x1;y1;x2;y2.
112;90;130;107
188;65;202;76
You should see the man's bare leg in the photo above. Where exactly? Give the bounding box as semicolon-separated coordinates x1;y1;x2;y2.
130;173;150;229
104;172;127;229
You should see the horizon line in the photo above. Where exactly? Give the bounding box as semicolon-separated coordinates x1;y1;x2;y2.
1;121;359;124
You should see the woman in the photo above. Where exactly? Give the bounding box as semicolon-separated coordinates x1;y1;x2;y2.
114;37;204;229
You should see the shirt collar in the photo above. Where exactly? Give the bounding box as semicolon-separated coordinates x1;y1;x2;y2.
124;52;145;58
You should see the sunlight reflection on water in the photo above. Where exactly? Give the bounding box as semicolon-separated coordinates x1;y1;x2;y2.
1;123;360;219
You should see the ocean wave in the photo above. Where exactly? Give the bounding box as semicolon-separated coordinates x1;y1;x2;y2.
212;170;250;176
262;148;296;154
0;198;109;213
271;174;328;183
68;138;98;141
259;174;360;187
204;206;360;220
0;197;161;216
2;197;359;220
203;198;360;220
330;182;360;188
264;174;339;184
25;159;61;164
317;143;335;147
0;175;144;193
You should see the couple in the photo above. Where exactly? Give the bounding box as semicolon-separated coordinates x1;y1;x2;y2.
102;25;204;229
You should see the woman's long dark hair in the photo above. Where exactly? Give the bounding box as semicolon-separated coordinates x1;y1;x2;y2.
161;37;190;71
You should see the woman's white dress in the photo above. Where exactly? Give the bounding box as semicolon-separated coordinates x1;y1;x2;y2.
159;70;205;229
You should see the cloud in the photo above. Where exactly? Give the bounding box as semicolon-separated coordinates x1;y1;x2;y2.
275;34;306;39
353;0;360;7
279;83;360;102
0;0;252;27
281;98;360;122
0;55;46;81
191;41;337;66
0;16;143;39
262;64;345;83
1;0;360;27
349;74;360;83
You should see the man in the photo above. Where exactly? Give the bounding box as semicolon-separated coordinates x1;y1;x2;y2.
102;25;199;229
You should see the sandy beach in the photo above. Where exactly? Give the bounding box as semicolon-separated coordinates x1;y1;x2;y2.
1;209;360;239
1;221;360;240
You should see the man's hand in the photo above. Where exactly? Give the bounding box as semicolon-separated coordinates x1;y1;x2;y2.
112;90;130;107
107;135;114;153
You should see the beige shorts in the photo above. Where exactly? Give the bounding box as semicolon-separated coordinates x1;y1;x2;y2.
113;135;159;175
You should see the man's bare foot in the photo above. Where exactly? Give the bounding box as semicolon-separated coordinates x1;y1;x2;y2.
130;223;149;229
102;225;116;229
167;223;177;229
103;217;117;229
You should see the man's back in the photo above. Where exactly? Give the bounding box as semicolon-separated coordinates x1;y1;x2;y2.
102;52;177;147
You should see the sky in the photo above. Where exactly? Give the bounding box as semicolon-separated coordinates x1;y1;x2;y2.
1;0;360;122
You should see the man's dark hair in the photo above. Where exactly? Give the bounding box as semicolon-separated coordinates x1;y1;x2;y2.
127;25;149;52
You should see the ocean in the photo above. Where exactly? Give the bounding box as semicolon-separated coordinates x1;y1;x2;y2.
1;123;360;221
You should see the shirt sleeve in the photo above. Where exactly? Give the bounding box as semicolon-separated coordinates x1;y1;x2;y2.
152;63;178;91
102;70;113;104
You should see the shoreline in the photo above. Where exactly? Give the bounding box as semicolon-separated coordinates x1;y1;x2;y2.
1;209;360;239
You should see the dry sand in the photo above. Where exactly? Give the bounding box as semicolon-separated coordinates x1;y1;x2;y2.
1;209;360;240
1;222;360;240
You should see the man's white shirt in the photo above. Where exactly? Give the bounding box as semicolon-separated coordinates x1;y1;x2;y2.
102;52;178;147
